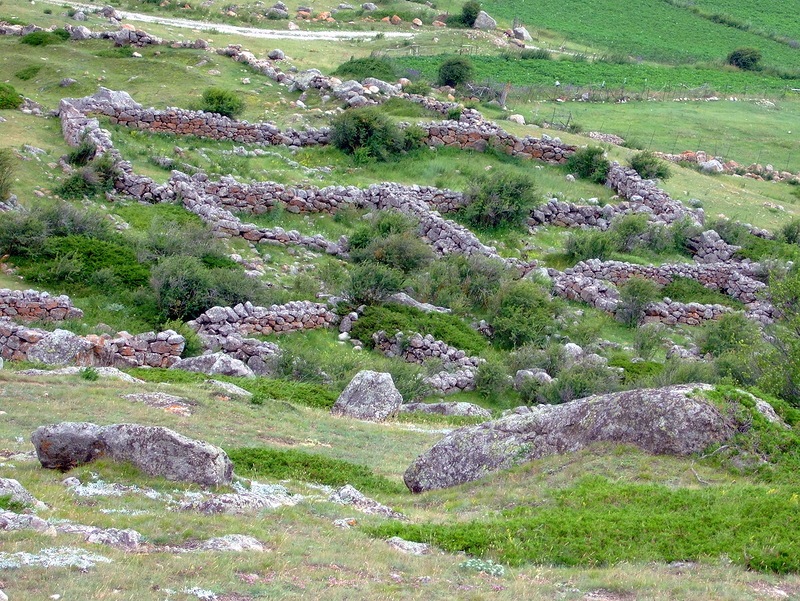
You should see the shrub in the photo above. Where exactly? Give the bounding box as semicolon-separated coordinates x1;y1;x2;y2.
662;276;743;309
564;230;617;262
0;83;23;110
475;357;512;400
404;80;430;95
633;323;665;360
20;29;69;46
461;171;540;231
537;363;620;404
609;213;650;253
345;262;405;305
333;56;396;81
0;148;15;201
351;231;433;273
629;151;671;180
779;219;800;245
412;254;509;312
458;0;481;27
330;107;407;162
565;146;610;184
437;57;474;87
200;87;245;118
66;139;97;167
14;65;42;81
727;47;762;71
490;280;556;349
150;256;212;320
615;276;661;327
227;447;404;495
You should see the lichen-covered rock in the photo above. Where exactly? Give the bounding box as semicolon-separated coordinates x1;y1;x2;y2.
331;370;402;421
404;384;737;492
31;422;233;486
26;329;94;365
473;10;497;29
170;352;255;378
0;479;46;510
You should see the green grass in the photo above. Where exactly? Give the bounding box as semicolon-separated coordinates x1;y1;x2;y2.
227;447;406;495
394;54;800;95
684;0;800;45
662;277;745;308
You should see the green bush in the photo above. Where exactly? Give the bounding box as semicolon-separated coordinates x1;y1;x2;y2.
345;262;405;306
607;356;664;385
633;323;665;360
662;276;744;309
460;171;540;231
403;80;431;95
20;29;69;46
520;48;551;60
458;0;481;26
629;151;671;180
727;47;762;70
609;213;650;253
14;65;42;81
350;303;488;354
615;276;661;327
565;146;610;184
351;231;433;273
437;57;474;87
333;56;397;81
411;254;509;312
0;148;15;201
564;230;617;262
0;83;23;110
55;155;118;200
162;319;204;357
200;87;245;118
779;219;800;245
66;139;97;167
490;280;556;349
474;357;512;400
537;363;620;404
330;107;409;163
227;447;405;495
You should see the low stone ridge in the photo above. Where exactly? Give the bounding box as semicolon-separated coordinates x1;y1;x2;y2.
31;422;233;486
403;384;736;492
331;370;403;421
171;352;255;378
16;366;145;383
0;289;83;321
0;318;184;367
400;402;491;419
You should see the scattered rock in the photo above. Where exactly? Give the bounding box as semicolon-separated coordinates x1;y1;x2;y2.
204;379;253;399
122;392;195;417
0;547;112;570
268;48;285;60
331;370;402;422
386;536;431;555
513;26;532;41
328;484;403;519
0;478;47;510
472;10;496;29
404;384;738;492
171;352;255;378
59;78;78;87
32;422;233;487
362;2;377;10
193;534;266;552
17;366;145;383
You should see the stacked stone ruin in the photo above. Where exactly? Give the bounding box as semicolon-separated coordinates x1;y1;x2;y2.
0;318;184;367
372;330;483;393
189;300;336;338
0;289;84;321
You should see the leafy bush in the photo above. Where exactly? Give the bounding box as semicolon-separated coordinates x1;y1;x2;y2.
0;148;15;201
228;447;405;495
475;357;512;400
350;303;488;354
333;56;397;81
14;65;42;81
565;146;610;184
779;219;800;245
20;29;69;46
349;211;432;273
564;230;617;262
0;83;23;110
162;319;204;357
633;323;665;360
460;171;540;231
609;213;650;253
537;363;620;404
629;151;671;180
458;0;481;26
727;47;762;70
411;254;509;312
403;80;430;95
55;155;118;200
345;262;405;305
66;139;97;167
200;87;245;118
615;276;661;327
662;277;744;309
437;57;474;87
330;107;412;162
607;356;664;385
490;280;556;349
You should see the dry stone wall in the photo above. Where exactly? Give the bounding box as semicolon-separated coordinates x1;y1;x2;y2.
0;289;83;321
189;300;336;338
0;318;184;367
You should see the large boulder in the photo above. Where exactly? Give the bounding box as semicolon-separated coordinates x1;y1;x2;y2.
331;370;402;422
26;329;94;365
404;384;737;492
473;11;497;30
32;422;233;486
171;352;255;378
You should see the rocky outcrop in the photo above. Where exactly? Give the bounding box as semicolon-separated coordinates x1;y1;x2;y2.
331;370;403;421
26;329;95;366
404;384;737;492
31;422;233;486
0;289;83;321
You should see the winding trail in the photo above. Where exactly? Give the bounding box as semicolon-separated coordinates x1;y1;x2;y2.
41;0;416;40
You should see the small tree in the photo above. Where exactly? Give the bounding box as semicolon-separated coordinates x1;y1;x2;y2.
615;276;661;327
345;262;405;305
200;87;245;118
437;57;474;87
629;150;671;180
491;280;555;349
330;107;406;162
460;0;481;27
461;171;540;231
727;47;762;71
566;146;610;184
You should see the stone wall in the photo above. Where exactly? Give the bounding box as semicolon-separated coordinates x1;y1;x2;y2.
0;318;184;367
0;289;83;321
188;300;336;338
197;332;280;376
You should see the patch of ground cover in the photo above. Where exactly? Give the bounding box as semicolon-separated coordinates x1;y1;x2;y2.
675;0;800;47
481;0;800;68
392;54;800;95
532;100;800;176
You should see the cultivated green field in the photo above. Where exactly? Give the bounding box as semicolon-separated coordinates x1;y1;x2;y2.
683;0;800;44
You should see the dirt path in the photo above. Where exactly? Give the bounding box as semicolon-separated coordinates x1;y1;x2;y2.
42;0;416;41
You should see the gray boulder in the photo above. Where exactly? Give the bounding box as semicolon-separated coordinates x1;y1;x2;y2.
332;370;402;421
59;78;78;87
32;422;233;486
362;2;378;10
404;384;737;492
26;330;94;365
72;11;87;21
473;10;496;29
700;159;724;174
0;478;47;510
268;48;285;60
513;26;532;41
400;402;491;419
171;352;255;378
69;25;91;40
